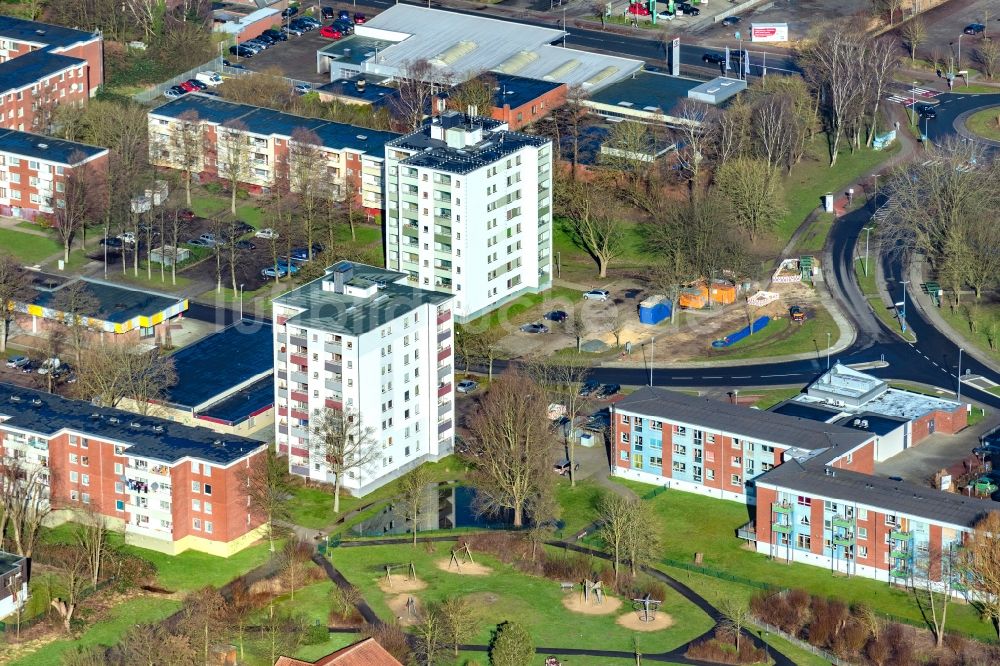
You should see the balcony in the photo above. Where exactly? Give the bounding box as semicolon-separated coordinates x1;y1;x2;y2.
772;502;792;514
437;346;451;362
278;423;288;435
437;328;450;343
832;516;853;528
290;409;309;422
833;534;855;547
437;310;451;325
438;365;452;382
325;378;342;393
890;549;910;560
438;383;452;398
290;353;307;367
291;371;308;385
289;335;307;348
737;521;757;542
325;398;343;410
771;523;791;534
438;400;452;415
290;390;308;404
325;360;342;374
890;529;910;541
290;464;309;477
324;340;341;354
889;567;911;579
438;419;453;434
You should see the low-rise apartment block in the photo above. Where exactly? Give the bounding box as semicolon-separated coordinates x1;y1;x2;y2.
0;17;103;132
0;129;108;220
0;385;268;556
272;261;455;495
148;95;399;216
384;110;553;321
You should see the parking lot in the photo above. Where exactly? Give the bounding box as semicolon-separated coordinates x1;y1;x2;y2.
875;415;999;486
234;18;344;84
914;0;997;67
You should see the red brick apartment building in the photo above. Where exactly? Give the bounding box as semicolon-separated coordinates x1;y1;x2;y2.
147;95;400;216
0;17;103;132
0;130;108;220
489;74;567;131
613;387;985;589
0;385;268;556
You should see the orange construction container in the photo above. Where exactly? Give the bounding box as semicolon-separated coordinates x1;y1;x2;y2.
679;284;708;309
710;281;736;305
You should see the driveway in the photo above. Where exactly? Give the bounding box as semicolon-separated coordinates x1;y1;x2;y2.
239;26;336;84
874;416;999;484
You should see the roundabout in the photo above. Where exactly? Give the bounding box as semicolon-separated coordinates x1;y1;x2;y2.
922;91;1000;148
963;106;1000;142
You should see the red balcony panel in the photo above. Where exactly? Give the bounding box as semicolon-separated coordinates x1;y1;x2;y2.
291;391;308;404
438;383;452;398
278;406;289;416
325;399;343;410
437;310;451;325
290;409;309;422
290;354;307;367
437;346;451;362
290;447;309;458
276;316;287;325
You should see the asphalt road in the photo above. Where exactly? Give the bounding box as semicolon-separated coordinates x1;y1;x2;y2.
922;91;1000;146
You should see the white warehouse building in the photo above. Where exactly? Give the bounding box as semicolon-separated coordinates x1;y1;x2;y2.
384;111;553;322
272;261;456;495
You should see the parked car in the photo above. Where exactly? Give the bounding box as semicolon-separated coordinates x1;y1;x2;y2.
338;9;351;20
298;16;321;27
178;209;196;221
284;24;307;36
657;10;675;20
229;44;255;58
457;379;479;394
187;238;211;247
20;362;34;374
702;52;725;65
789;305;805;322
322;6;335;19
721;15;741;26
261;266;288;278
198;233;218;246
917;104;937;119
553;459;571;476
332;18;354;34
627;2;650;16
234;240;256;250
195;71;223;86
255;227;278;239
100;237;124;248
520;323;549;334
276;260;301;275
319;26;343;39
596;383;621;399
222;59;247;70
281;6;299;18
244;39;269;51
262;29;288;42
5;356;28;368
294;83;312;95
678;2;700;15
583;289;610;301
354;13;366;23
544;310;568;322
584;409;610;431
290;244;324;261
184;79;206;91
964;23;985;35
117;232;136;245
579;379;600;397
227;221;254;238
37;357;61;375
163;87;184;99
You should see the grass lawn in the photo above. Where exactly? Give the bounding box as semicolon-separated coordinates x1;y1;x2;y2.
235;204;266;227
777;138;900;244
552;217;650;282
968;406;987;427
937;300;1000;366
694;303;837;362
42;523;277;592
611;478;995;640
793;212;836;254
855;259;918;343
333;541;715;654
990;386;1000;397
0;228;61;264
189;195;228;218
554;479;604;537
113;266;194;291
950;83;1000;94
335;223;382;246
747;386;804;410
468;285;585;333
965;107;1000;141
9;596;183;666
293;456;471;532
251;579;338;626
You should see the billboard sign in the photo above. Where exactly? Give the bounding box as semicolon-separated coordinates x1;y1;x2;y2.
750;22;788;42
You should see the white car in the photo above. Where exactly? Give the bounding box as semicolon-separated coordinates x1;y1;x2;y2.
195;71;223;87
583;289;611;301
294;83;311;95
457;380;479;394
37;357;61;375
117;232;136;245
255;228;279;239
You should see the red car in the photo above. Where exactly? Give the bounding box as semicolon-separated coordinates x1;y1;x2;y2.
178;209;196;221
319;26;343;39
627;2;651;15
354;13;366;23
178;80;199;92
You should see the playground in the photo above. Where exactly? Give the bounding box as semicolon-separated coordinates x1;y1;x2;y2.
332;540;713;655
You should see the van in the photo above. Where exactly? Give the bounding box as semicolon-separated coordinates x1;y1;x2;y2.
195;71;222;87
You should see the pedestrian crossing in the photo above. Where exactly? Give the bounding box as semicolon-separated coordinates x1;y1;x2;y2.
886;87;941;105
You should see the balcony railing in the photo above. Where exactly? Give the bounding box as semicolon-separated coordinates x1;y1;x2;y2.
438;419;453;434
772;502;792;514
437;346;451;362
438;383;452;398
437;310;451;325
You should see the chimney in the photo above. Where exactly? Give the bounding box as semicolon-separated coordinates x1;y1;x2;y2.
467;104;478;119
356;77;366;92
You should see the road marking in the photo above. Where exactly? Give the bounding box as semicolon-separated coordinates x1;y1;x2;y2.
731;376;751;379
704;376;723;379
673;376;692;380
932;362;940;367
761;373;800;378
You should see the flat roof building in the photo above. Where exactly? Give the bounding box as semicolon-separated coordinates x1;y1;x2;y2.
584;71;705;124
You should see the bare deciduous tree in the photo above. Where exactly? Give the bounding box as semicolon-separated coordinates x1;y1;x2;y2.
715;157;787;242
670;99;717;197
73;507;114;589
564;184;625;278
599;492;631;584
963;511;1000;638
247;446;292;552
466;370;553;528
52;280;99;365
48;545;89;632
438;596;478;657
720;597;752;652
395;60;436;131
310;407;381;514
901;17;927;65
169;110;203;207
53;152;107;263
218;119;251;216
75;341;177;410
912;543;956;647
974;38;1000;80
399;464;432;546
0;458;52;558
525;357;591;487
0;253;30;353
288;128;327;261
449;73;497;116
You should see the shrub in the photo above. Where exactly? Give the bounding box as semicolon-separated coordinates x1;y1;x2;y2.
302;623;328;645
489;621;534;666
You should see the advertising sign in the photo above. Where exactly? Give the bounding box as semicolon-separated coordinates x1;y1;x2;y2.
750;22;788;42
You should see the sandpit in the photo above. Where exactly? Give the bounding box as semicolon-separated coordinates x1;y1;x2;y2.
435;558;492;576
616;612;675;632
386;593;422;626
377;576;427;593
561;592;623;615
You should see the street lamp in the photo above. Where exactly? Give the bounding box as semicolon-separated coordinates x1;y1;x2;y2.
649;336;654;387
863;226;874;277
826;331;832;370
957;347;964;404
900;280;911;332
910;81;917;125
238;283;244;321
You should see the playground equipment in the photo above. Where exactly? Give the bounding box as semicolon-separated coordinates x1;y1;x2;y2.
405;595;418;620
712;316;771;348
448;542;475;571
383;562;417;589
632;594;663;622
582;579;605;606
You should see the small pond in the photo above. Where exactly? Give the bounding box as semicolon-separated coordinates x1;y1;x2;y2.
350;485;514;537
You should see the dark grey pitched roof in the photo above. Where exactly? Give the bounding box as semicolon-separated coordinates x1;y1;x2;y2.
0;384;264;466
616;387;872;451
755;461;991;529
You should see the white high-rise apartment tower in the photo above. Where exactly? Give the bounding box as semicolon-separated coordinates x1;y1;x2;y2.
384;110;553;322
272;262;456;495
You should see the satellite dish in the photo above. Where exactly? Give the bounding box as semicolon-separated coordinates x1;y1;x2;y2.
151;482;159;492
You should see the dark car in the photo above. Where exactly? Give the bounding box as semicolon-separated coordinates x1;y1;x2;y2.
354;12;366;23
290;243;324;261
338;9;351;20
721;15;740;26
679;3;700;15
332;18;355;34
255;33;278;46
917;104;937;119
228;221;254;238
178;209;196;221
702;52;725;65
964;23;985;35
544;310;568;322
186;78;207;90
262;29;287;42
322;6;335;19
579;379;600;397
100;237;124;248
20;362;34;374
520;323;549;334
229;44;255;58
222;59;247;70
596;383;621;399
234;240;257;250
281;6;299;18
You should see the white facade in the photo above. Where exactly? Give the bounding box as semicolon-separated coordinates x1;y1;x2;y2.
273;262;455;496
384;112;553;322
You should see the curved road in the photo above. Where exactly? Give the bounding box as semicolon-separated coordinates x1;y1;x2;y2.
924;91;1000;147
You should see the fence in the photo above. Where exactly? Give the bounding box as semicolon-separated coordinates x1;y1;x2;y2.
219;63;316;93
753;620;855;666
132;57;226;104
